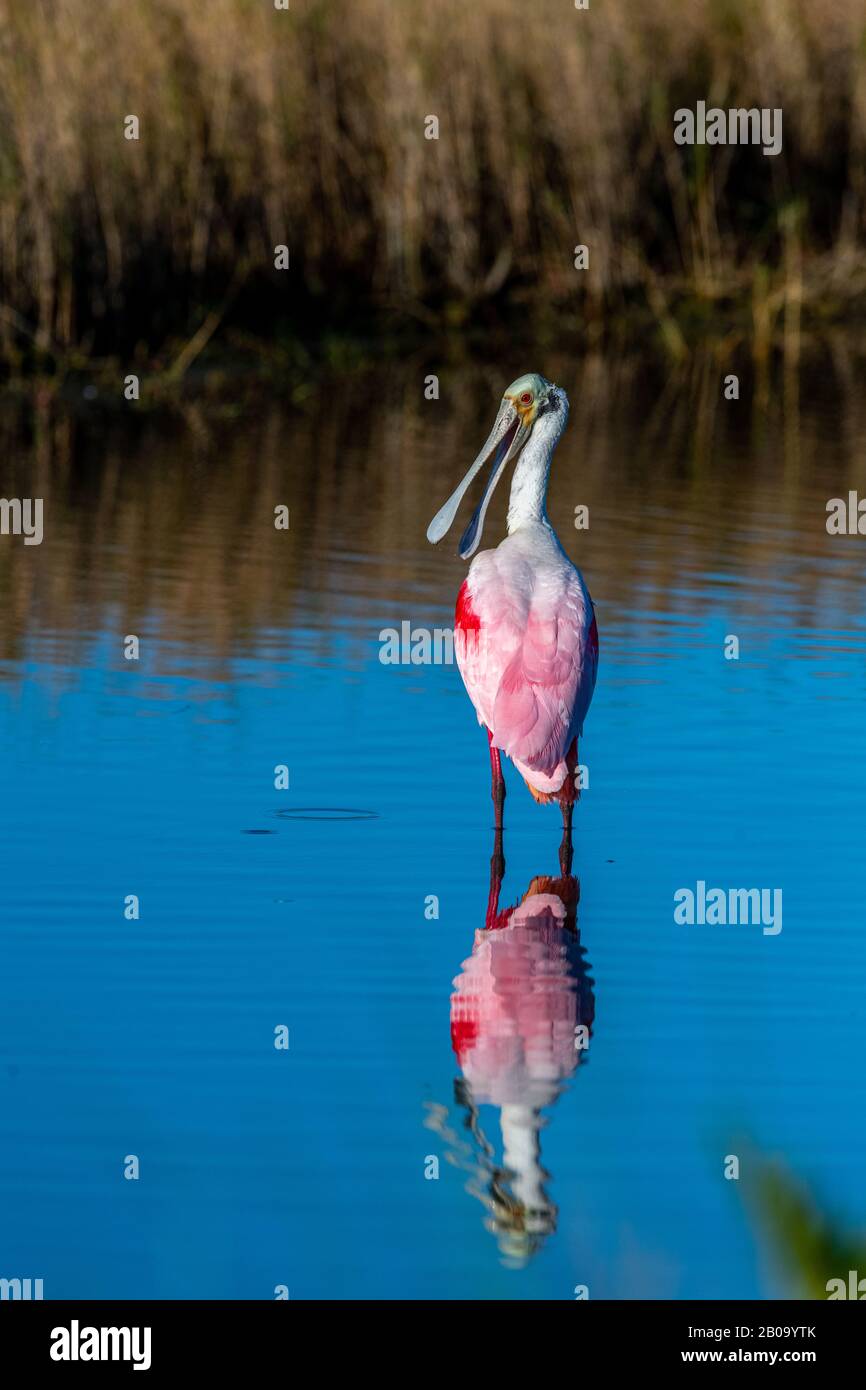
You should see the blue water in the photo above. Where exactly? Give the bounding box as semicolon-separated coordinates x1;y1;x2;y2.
1;364;865;1298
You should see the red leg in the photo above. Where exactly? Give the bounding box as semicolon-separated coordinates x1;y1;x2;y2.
559;738;577;875
486;827;505;929
558;745;578;872
559;800;574;876
486;729;506;922
487;727;505;832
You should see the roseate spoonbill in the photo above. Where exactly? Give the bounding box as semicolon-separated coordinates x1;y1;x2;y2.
440;867;594;1265
427;374;597;871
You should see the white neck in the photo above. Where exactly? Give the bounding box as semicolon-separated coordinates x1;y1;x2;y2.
500;1104;545;1210
506;398;567;532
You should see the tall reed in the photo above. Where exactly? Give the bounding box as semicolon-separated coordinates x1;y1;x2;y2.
1;0;865;362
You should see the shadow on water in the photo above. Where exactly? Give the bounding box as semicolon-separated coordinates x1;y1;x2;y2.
426;826;595;1269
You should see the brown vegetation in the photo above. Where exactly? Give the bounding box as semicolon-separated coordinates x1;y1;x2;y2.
1;0;866;366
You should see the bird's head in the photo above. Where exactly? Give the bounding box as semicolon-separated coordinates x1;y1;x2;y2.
427;373;565;560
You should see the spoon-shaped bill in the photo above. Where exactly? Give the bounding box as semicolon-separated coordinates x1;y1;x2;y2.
457;417;521;559
426;399;526;554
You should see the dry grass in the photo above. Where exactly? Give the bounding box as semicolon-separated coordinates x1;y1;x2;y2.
2;0;866;364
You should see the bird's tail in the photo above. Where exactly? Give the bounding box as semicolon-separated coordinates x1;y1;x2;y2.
518;739;579;805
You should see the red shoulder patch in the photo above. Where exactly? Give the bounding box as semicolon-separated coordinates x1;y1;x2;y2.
450;1016;478;1061
455;580;481;634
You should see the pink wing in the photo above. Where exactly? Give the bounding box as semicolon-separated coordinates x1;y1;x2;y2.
455;548;597;781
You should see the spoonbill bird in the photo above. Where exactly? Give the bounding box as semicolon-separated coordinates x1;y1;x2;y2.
448;869;594;1265
427;374;598;870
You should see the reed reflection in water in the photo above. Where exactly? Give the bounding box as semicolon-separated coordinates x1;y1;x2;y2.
2;344;866;679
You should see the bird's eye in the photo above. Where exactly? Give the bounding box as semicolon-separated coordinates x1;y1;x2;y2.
520;392;533;405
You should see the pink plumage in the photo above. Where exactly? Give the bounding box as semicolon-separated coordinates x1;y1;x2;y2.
429;372;597;826
457;534;596;796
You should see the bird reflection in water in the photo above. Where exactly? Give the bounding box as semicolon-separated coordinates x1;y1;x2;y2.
426;826;595;1267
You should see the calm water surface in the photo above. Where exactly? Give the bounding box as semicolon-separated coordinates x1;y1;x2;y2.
1;350;865;1298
